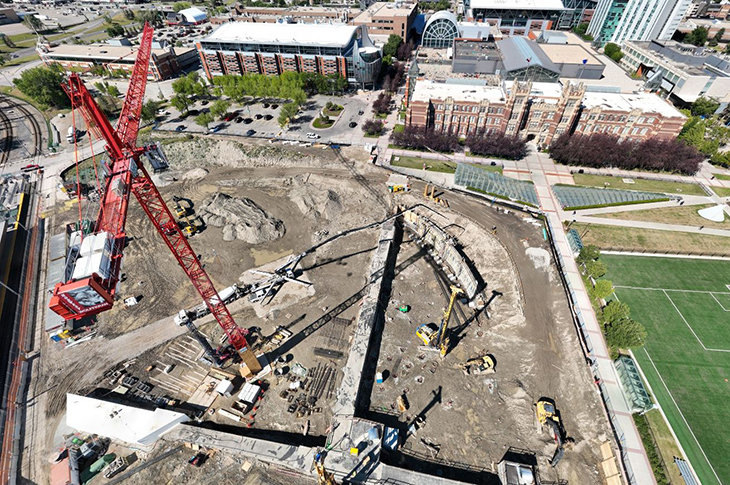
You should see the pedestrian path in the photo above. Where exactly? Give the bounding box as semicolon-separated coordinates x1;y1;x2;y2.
571;215;730;237
528;149;658;485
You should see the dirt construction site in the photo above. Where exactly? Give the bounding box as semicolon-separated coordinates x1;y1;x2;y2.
23;135;622;485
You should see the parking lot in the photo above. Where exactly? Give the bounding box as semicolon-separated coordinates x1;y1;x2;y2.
156;94;373;146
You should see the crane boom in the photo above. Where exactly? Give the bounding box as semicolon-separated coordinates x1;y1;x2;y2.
49;23;260;372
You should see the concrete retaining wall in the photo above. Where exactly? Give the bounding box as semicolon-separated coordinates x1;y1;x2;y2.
403;210;479;300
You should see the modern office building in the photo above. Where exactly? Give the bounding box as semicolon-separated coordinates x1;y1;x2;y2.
36;41;195;81
588;0;692;45
352;2;419;41
196;23;382;88
406;79;685;144
465;0;596;34
620;40;730;103
422;11;502;48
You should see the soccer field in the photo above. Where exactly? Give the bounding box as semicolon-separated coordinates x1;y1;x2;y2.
603;255;730;485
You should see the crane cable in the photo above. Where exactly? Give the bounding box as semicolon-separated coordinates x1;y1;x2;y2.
71;101;83;242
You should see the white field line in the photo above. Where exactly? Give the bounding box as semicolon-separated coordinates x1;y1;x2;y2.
629;349;702;485
662;290;730;353
614;285;730;295
642;348;724;485
710;293;730;312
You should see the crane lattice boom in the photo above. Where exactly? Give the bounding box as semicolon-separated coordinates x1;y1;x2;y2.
49;23;256;366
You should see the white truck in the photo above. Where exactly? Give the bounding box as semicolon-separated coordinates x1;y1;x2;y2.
66;126;76;143
174;284;243;325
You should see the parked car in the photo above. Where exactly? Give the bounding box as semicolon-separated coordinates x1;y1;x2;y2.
208;124;222;133
254;114;263;120
235;116;244;123
243;118;253;124
201;100;209;106
306;133;320;139
176;125;186;131
358;110;364;115
263;103;270;108
271;104;278;109
246;129;256;136
264;114;273;120
349;122;357;128
223;112;237;121
21;164;42;172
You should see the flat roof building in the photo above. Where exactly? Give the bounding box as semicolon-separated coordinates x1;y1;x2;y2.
450;37;605;81
467;0;597;34
36;42;194;81
406;78;685;146
0;8;20;25
197;22;381;87
620;40;730;103
224;5;359;25
352;2;419;40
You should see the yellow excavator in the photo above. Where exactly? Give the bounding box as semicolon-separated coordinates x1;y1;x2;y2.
416;285;464;357
314;451;337;485
173;196;199;236
536;398;565;467
455;354;496;375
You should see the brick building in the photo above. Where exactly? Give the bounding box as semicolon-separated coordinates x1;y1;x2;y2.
352;2;418;41
406;80;685;146
222;5;359;25
196;22;381;87
36;42;194;81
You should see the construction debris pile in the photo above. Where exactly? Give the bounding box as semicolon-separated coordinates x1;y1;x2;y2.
198;193;285;243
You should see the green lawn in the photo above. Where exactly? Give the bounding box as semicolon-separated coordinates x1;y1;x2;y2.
391;155;457;173
2;53;39;67
600;204;729;229
604;255;730;485
713;186;730;197
713;173;730;181
572;173;705;196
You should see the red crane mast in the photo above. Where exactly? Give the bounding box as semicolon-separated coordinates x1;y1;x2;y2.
49;23;261;372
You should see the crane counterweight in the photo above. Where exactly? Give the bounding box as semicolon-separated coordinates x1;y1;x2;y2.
48;22;261;375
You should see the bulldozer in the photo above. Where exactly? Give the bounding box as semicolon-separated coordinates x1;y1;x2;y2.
536;398;565;467
415;285;464;357
455;354;495;375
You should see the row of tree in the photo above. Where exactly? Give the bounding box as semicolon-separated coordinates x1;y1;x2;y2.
549;133;704;175
578;246;647;355
465;130;527;160
390;125;460;153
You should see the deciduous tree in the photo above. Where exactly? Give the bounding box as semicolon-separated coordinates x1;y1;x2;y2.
13;65;70;109
605;319;647;349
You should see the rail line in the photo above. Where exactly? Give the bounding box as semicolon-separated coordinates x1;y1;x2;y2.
0;105;12;166
0;95;43;162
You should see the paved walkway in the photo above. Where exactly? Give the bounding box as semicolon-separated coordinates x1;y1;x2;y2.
525;149;658;485
571;215;730;237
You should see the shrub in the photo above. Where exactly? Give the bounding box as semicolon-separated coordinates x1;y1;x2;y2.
362;119;384;136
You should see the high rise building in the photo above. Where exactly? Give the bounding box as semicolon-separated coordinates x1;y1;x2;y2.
588;0;691;45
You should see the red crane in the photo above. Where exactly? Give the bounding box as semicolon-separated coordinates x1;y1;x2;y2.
49;23;261;373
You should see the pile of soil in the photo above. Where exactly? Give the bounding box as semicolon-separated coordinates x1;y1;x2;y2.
198;192;286;243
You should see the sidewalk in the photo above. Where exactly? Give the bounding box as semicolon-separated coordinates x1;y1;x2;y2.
529;149;658;485
571;215;730;237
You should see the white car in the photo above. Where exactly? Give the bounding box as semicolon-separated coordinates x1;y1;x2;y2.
306;133;320;139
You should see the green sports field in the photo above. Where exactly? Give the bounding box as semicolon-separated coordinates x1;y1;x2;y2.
603;255;730;485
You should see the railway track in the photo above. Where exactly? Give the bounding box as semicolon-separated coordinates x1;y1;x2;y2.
0;95;44;163
0;106;12;166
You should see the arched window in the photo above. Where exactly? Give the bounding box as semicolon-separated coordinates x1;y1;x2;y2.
422;12;459;49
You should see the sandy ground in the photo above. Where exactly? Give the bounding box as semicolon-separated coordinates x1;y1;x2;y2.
21;137;616;484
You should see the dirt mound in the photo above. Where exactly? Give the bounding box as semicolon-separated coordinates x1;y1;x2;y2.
290;188;343;221
199;193;285;243
183;168;208;180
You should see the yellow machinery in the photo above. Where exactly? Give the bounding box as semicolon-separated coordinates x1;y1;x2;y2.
536;398;565;467
456;354;496;375
314;451;337;485
416;285;464;356
173;196;198;236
